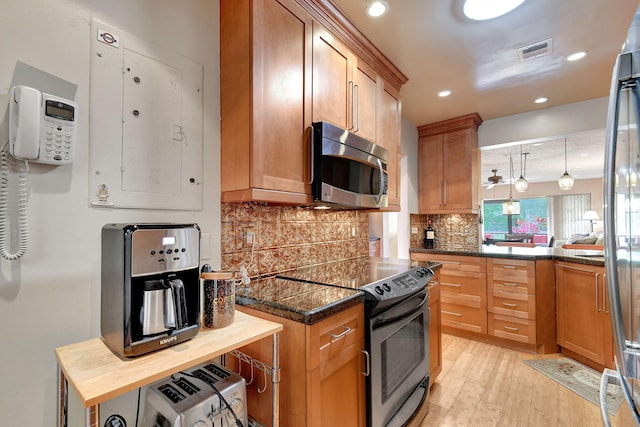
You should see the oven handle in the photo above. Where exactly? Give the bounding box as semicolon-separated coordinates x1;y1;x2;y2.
372;293;428;330
361;350;370;377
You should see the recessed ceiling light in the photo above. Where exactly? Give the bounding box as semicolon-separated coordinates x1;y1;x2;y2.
366;1;389;18
438;90;451;97
534;97;548;104
463;0;526;20
566;51;587;62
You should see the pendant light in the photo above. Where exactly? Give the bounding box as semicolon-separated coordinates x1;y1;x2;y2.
502;154;521;215
514;145;528;192
558;137;574;190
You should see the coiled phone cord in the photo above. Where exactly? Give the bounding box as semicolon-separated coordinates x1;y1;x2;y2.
0;142;29;260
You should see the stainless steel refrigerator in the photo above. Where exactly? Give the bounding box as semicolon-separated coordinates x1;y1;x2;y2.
601;4;640;426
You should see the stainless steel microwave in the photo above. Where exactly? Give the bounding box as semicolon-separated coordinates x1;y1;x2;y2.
312;121;388;209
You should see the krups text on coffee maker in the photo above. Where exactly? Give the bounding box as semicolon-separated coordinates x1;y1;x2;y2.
101;223;201;357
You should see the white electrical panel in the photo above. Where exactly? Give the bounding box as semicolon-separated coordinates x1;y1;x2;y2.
89;18;203;210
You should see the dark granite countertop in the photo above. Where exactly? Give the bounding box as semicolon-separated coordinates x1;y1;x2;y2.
410;245;605;267
235;276;365;325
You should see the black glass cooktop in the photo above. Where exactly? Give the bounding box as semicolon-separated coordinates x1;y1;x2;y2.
277;256;436;293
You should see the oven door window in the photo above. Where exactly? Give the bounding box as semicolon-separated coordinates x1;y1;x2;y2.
380;312;425;402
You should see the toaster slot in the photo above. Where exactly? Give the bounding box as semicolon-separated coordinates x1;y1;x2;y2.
157;384;185;403
203;363;231;379
190;369;218;387
174;377;200;395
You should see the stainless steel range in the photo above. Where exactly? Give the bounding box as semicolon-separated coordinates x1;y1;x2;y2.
278;257;434;427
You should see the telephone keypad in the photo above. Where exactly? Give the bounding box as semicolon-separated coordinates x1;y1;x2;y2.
42;119;74;162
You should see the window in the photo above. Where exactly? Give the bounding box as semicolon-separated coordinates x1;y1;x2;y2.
483;197;548;241
548;193;591;238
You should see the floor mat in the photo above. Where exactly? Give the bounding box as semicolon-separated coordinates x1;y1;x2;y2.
523;357;624;415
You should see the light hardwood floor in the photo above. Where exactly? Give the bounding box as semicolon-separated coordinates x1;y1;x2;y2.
414;334;630;426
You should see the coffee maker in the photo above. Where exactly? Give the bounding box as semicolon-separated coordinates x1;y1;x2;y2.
101;223;201;357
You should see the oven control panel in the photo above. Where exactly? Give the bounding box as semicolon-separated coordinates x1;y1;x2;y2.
365;267;434;301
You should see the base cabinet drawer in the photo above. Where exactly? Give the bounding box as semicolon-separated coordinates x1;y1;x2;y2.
440;271;486;297
488;313;536;344
441;302;486;334
488;288;535;320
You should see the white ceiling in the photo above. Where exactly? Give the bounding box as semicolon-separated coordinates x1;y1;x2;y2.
331;0;639;184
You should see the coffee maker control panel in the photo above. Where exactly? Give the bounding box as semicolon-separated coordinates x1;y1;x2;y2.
131;227;200;276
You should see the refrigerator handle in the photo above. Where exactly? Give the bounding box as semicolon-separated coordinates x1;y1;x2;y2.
595;272;601;312
600;368;619;427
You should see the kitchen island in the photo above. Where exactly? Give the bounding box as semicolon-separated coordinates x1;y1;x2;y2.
410;245;613;371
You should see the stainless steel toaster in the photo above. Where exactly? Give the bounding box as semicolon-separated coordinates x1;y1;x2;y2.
142;361;247;427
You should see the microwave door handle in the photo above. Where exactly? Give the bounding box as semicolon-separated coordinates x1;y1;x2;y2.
376;158;384;205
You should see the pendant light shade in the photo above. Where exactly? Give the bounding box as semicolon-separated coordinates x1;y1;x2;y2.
502;198;521;215
558;138;574;190
514;147;528;192
502;154;520;215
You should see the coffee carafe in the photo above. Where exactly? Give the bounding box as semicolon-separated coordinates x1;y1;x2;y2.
101;223;201;357
141;279;176;335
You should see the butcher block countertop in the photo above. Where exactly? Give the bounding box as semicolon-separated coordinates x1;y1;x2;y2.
410;245;605;267
55;311;282;407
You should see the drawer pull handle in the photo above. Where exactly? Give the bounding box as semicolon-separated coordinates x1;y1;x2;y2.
330;326;352;342
442;310;462;317
502;265;517;269
504;326;519;332
438;261;461;265
502;282;519;287
502;302;518;308
441;282;462;288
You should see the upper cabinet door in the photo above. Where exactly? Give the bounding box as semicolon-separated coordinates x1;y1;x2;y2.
221;0;313;203
418;134;445;212
353;60;378;143
379;82;401;210
312;22;355;131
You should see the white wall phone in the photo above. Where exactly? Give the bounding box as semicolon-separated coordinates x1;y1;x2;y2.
9;85;77;164
1;85;78;260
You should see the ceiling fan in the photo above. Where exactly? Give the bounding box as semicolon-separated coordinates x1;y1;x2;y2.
484;169;504;189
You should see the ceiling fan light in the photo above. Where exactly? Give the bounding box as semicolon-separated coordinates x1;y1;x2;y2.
463;0;526;20
558;171;574;190
514;176;528;192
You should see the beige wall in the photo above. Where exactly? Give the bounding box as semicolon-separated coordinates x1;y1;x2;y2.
0;1;220;426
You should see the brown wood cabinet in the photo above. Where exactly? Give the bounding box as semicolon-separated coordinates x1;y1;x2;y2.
556;261;614;370
414;254;488;335
378;82;402;211
484;257;557;354
417;113;483;214
428;271;442;386
221;0;314;204
221;0;407;206
235;304;366;427
411;253;558;354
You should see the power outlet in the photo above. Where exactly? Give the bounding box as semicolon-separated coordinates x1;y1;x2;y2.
411;227;418;234
244;227;256;247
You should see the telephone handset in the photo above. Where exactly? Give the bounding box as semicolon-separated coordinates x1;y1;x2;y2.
9;85;77;164
1;85;78;260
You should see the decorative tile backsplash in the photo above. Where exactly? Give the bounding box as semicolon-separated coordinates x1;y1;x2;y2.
410;213;480;251
221;203;369;277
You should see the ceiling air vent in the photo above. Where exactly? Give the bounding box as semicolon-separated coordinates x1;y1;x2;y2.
517;38;553;61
